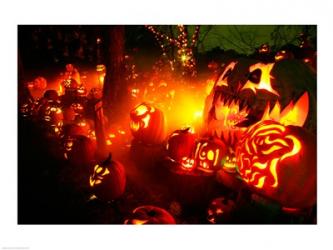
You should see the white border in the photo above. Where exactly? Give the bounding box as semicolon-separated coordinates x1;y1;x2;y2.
1;0;333;249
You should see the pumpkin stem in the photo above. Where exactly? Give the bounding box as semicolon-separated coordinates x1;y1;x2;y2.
102;152;113;166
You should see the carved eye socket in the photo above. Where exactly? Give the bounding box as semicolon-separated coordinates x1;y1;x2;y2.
216;61;237;87
241;63;279;96
247;68;262;84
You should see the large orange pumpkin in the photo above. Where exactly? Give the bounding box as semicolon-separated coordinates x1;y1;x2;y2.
236;120;316;209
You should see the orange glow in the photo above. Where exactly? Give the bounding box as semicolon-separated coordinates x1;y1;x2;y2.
181;157;195;170
241;63;279;96
237;121;302;189
142;114;151;128
216;61;237;87
132;219;149;225
260;92;309;127
135;104;149;116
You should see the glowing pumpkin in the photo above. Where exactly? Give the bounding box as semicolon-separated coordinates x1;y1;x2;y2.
166;127;197;164
207;196;236;224
130;103;165;145
124;205;175;224
216;154;243;191
89;153;126;201
236;120;316;208
203;58;316;147
194;137;227;174
37;101;63;137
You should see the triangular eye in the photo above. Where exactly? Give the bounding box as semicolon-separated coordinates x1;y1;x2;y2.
248;68;262;84
216;61;237;87
223;68;232;80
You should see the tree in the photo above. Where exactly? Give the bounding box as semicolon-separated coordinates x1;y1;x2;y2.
102;25;126;116
146;25;200;78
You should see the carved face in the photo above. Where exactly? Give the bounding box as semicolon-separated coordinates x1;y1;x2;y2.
236;120;316;208
204;58;315;149
207;197;236;224
259;44;270;54
194;138;227;174
89;154;126;201
89;164;111;187
71;102;85;114
130;103;154;132
130;103;165;144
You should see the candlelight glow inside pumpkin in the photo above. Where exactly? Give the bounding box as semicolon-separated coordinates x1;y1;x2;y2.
194;138;227;174
204;59;314;149
236;120;316;208
130;103;165;144
237;121;301;189
89;154;126;201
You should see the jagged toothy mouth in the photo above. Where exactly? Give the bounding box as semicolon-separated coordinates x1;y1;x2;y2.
209;90;309;145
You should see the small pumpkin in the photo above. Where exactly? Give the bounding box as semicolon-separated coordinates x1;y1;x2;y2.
124;205;175;224
166;127;197;163
236;120;316;208
89;153;126;201
194;137;227;174
130;103;165;145
207;196;236;224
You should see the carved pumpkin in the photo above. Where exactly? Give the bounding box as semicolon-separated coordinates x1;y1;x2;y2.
37;101;63;136
207;196;236;224
216;154;243;191
62;135;96;166
203;58;316;147
124;205;175;224
194;137;227;174
236;120;316;208
89;153;126;201
130;103;165;145
166;127;197;164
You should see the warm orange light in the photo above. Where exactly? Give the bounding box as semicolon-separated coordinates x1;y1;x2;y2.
241;63;279;96
260;92;309;127
216;61;237;87
237;121;302;189
135;104;149;116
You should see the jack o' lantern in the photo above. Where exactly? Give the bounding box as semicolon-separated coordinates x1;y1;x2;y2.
207;196;236;224
89;153;126;201
216;154;243;191
130;103;165;145
166;127;197;164
124;205;175;224
71;102;85;115
236;120;316;208
194;137;227;174
203;58;316;148
37;101;64;136
62;135;96;166
275;50;294;62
